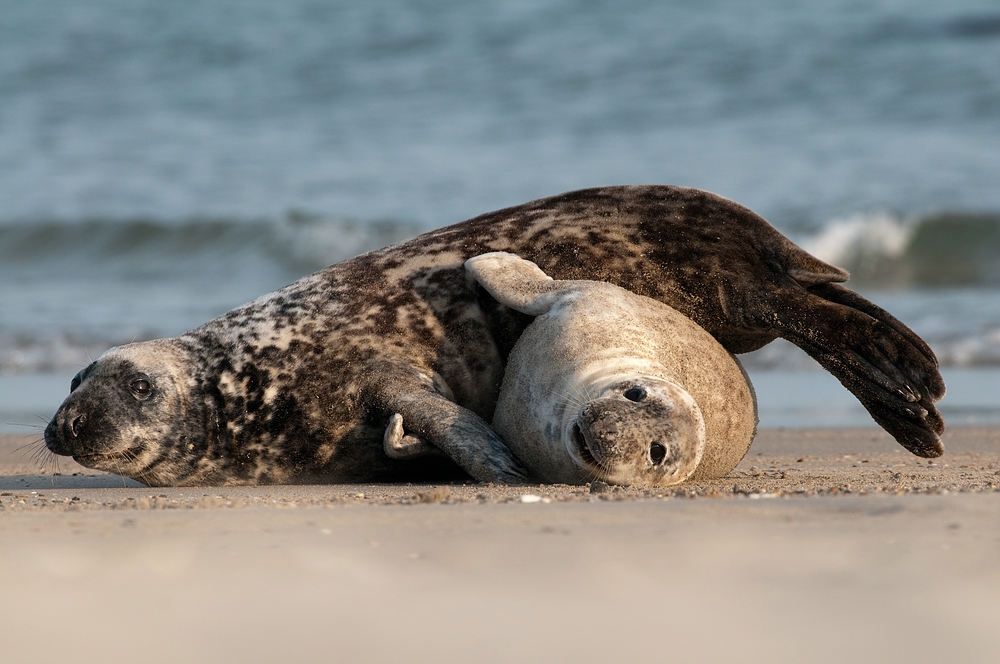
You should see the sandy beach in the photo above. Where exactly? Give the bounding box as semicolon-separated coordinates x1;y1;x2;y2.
1;426;998;663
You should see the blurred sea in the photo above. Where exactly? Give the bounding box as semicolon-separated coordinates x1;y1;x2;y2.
2;0;1000;433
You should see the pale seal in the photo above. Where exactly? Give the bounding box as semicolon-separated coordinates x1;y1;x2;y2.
470;252;756;485
44;186;945;487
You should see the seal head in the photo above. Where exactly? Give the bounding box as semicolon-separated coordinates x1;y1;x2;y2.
44;341;205;485
564;377;705;486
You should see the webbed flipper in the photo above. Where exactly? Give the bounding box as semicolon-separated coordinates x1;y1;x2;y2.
366;361;527;483
769;244;945;456
465;252;568;315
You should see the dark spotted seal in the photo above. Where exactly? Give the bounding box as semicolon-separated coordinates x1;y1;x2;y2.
469;252;757;485
44;186;945;486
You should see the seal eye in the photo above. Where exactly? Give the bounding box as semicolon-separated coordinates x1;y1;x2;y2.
129;378;152;399
623;387;646;402
650;442;667;464
70;376;82;393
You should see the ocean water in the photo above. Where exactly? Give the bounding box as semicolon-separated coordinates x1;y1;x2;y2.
2;0;1000;434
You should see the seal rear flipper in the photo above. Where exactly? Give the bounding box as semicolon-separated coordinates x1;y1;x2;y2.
465;252;568;316
809;283;943;388
367;369;527;483
770;290;945;457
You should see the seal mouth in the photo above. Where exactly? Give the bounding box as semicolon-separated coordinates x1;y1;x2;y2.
571;423;598;467
74;444;145;469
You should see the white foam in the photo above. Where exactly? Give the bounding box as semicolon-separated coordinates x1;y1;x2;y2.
801;211;913;268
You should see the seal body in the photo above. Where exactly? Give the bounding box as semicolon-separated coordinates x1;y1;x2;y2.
467;252;756;486
45;186;945;486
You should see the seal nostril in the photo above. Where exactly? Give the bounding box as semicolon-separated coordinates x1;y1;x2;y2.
70;413;87;438
650;442;667;464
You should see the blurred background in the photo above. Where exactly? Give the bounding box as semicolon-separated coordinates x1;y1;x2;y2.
2;0;999;433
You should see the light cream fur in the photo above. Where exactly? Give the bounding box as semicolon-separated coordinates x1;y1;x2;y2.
467;252;757;484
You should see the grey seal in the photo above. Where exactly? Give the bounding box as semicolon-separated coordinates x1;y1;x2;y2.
468;252;757;485
44;186;945;486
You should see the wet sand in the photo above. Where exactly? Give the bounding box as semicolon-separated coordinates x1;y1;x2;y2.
2;427;998;663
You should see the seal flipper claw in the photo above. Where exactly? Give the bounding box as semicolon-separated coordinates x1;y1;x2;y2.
778;239;944;448
383;413;440;460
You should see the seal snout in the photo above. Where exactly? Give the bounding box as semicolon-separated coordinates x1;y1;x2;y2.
44;402;90;456
44;404;81;456
573;401;632;469
574;415;673;468
566;382;703;486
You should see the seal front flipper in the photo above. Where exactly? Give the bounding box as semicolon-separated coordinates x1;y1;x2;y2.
383;413;442;460
465;252;571;315
366;364;527;483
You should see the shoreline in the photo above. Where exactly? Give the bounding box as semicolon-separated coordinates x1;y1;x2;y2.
1;425;997;507
2;426;998;663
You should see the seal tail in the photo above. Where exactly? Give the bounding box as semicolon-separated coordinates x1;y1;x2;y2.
783;245;850;287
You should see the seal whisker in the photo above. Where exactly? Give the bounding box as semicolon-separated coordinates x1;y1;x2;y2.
110;453;131;489
7;418;47;430
550;386;588;412
42;449;62;482
129;447;169;487
15;436;46;456
21;437;63;483
22;438;58;477
118;447;152;487
28;442;45;466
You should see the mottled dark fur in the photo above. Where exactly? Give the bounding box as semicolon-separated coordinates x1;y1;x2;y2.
45;186;945;486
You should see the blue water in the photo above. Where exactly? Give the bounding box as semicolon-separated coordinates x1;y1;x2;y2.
2;0;1000;431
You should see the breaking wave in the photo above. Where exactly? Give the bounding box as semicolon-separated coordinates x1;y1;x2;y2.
799;210;1000;288
6;208;999;289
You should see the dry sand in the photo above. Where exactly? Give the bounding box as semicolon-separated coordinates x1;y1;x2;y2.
2;427;998;663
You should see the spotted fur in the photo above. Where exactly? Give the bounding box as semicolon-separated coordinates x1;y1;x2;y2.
45;186;945;486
